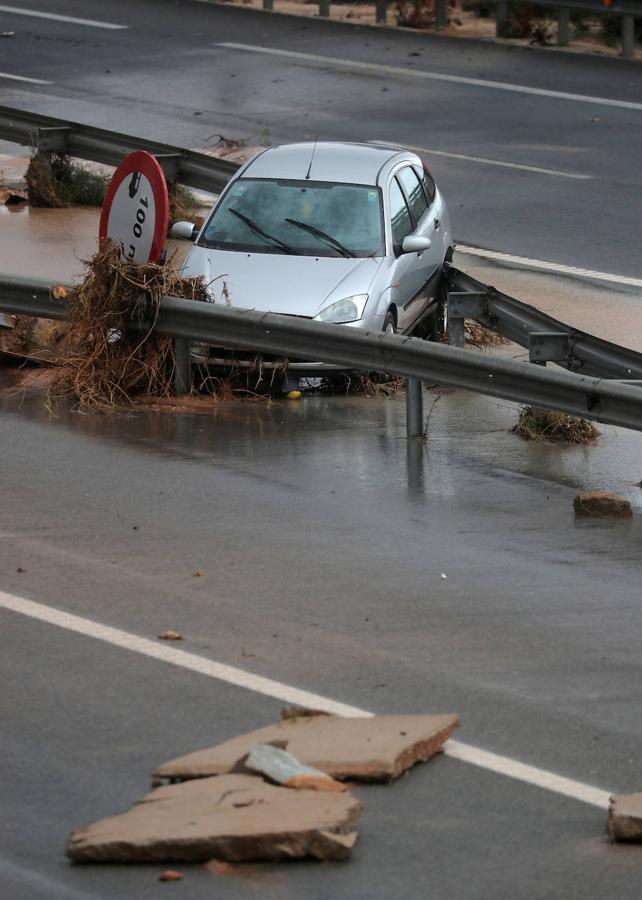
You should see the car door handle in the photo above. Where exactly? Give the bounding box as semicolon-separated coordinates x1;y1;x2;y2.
434;218;441;229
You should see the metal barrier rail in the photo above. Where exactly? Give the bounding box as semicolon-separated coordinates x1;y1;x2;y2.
0;106;240;194
2;272;642;433
219;0;640;57
444;264;642;380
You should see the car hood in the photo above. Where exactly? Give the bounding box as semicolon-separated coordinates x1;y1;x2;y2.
181;246;383;316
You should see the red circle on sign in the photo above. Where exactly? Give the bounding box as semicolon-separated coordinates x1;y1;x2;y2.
99;150;169;264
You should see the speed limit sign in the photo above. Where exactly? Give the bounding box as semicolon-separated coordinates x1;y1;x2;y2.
99;151;169;264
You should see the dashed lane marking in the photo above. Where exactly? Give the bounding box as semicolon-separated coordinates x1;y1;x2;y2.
0;71;52;85
215;43;642;113
456;245;642;289
369;140;591;180
0;590;611;809
0;5;127;29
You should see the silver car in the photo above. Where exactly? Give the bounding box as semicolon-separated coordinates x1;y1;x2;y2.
172;141;452;375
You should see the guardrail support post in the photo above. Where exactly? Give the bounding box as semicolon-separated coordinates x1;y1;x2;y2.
496;0;508;36
174;338;192;395
557;7;570;46
376;0;387;23
435;0;447;30
447;291;488;348
406;377;424;439
621;14;635;58
319;0;330;16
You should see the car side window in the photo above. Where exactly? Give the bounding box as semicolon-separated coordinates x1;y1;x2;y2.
389;177;413;252
397;166;427;224
414;164;435;206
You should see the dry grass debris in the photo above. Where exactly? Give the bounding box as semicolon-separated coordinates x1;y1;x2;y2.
25;154;109;208
52;242;208;410
464;319;509;349
513;406;600;443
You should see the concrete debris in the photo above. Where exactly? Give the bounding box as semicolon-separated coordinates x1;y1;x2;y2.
243;743;347;792
159;870;183;881
154;714;459;783
573;491;633;518
608;793;642;841
66;775;361;863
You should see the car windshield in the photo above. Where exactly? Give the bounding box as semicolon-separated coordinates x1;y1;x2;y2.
199;178;385;258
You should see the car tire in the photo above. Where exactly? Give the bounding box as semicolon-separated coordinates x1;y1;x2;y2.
383;309;396;335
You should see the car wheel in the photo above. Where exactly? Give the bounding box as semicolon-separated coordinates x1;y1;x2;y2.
383;309;396;335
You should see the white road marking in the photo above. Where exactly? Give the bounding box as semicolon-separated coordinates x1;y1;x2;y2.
0;589;611;809
216;43;642;113
0;5;127;29
0;71;52;85
457;244;642;290
370;139;591;180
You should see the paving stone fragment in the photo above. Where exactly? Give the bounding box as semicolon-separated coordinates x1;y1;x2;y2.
573;491;632;518
608;793;642;841
243;743;346;792
154;714;459;783
66;775;361;863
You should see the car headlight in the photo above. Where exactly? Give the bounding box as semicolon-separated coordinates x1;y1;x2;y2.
313;294;368;324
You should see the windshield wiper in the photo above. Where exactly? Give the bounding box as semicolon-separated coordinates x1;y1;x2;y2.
229;208;296;255
284;218;355;258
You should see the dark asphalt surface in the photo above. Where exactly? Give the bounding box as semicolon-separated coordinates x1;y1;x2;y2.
2;2;642;897
1;0;642;276
2;383;642;897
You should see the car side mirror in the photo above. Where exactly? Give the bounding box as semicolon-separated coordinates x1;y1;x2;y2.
170;221;197;241
401;235;431;254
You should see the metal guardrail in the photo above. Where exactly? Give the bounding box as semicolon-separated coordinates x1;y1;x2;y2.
0;106;240;194
444;264;642;380
2;273;642;434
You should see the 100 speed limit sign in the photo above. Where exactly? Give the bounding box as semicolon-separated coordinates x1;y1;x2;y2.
99;151;169;264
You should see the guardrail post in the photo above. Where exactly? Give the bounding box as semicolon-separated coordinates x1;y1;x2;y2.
174;338;192;395
406;377;424;439
621;14;635;58
319;0;330;16
496;0;508;36
376;0;387;23
435;0;447;30
447;291;488;348
557;7;570;46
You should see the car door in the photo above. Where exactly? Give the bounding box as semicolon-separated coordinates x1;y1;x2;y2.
388;165;442;333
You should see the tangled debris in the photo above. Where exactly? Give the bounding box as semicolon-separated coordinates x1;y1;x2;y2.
52;242;208;410
512;405;600;443
464;319;509;349
25;153;109;208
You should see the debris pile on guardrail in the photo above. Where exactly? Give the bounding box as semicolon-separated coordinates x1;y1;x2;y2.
48;243;208;410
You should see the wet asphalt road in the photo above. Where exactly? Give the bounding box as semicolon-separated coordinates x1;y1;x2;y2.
2;2;642;897
1;0;642;276
2;380;642;898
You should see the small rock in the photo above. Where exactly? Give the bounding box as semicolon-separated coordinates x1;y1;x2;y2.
192;570;204;577
608;793;642;841
158;631;183;641
573;492;632;519
159;870;183;881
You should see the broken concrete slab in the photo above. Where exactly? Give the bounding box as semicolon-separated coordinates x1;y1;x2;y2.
154;714;459;784
66;774;361;863
608;793;642;841
573;492;632;518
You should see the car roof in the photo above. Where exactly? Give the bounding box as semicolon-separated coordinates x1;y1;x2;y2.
242;141;409;186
